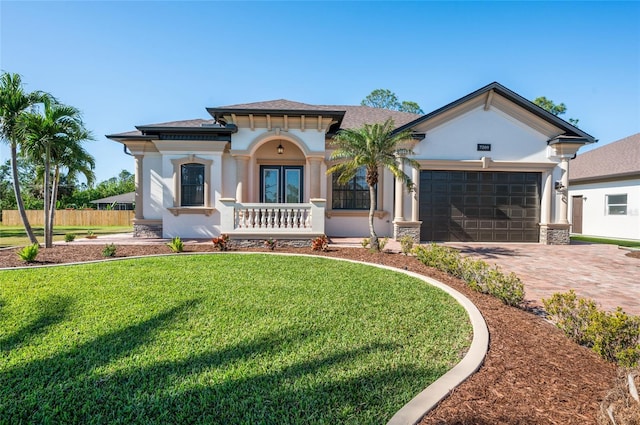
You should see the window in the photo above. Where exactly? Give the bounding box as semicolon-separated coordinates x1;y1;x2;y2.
606;194;627;215
332;168;372;210
181;163;205;206
169;155;213;216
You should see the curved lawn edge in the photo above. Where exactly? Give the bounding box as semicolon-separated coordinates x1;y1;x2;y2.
1;250;489;424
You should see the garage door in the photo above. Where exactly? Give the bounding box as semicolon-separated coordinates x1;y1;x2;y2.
419;171;541;242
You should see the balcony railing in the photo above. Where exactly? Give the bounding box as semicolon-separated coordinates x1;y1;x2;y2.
218;198;326;236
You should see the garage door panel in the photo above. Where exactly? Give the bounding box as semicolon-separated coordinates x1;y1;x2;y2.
420;170;540;242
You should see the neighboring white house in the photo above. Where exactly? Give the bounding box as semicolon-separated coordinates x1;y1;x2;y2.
107;82;595;244
569;133;640;240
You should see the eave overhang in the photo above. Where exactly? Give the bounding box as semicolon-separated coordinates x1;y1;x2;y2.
206;107;346;133
392;82;598;144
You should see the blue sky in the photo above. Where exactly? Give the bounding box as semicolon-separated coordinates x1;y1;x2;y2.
1;1;639;183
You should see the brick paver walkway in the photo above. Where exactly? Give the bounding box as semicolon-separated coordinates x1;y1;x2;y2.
445;242;640;315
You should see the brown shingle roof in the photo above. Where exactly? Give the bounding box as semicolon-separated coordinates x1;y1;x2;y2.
570;133;640;182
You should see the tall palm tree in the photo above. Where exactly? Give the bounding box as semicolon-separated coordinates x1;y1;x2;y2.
327;118;419;251
47;128;95;243
0;72;49;244
21;98;90;247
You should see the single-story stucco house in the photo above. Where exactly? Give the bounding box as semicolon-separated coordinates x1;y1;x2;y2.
106;82;595;245
569;133;640;240
90;192;135;210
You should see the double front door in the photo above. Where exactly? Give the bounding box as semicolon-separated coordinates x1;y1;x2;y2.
260;166;303;203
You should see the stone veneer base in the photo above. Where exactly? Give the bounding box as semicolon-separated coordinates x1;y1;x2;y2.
539;224;571;245
133;222;163;238
393;221;422;243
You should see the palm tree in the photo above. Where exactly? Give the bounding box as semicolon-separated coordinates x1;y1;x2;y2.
21;98;91;247
327;118;419;251
0;72;49;244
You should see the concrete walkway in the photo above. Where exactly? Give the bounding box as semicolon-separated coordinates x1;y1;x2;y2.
445;242;640;315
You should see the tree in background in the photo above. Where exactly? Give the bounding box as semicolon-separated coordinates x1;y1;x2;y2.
0;72;49;244
361;89;424;114
60;169;134;208
533;96;579;127
327;118;419;251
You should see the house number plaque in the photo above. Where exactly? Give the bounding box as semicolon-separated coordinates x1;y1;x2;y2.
477;143;492;151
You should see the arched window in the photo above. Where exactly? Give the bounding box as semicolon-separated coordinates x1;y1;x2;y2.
181;163;205;206
169;155;213;216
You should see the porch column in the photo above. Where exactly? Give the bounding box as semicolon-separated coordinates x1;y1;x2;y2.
558;156;570;224
540;171;552;225
134;154;144;220
394;160;405;221
235;155;250;203
308;156;323;199
411;166;420;221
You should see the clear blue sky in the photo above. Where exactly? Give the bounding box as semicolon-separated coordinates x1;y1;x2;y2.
2;1;639;184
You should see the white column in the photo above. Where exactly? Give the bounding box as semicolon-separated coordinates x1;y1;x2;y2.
235;155;249;203
134;154;144;220
411;166;420;221
558;157;570;224
394;160;404;221
540;171;552;225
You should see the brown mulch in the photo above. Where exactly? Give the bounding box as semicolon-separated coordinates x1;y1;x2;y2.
0;243;621;424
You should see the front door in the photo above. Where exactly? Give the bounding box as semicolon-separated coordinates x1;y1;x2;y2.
260;166;303;203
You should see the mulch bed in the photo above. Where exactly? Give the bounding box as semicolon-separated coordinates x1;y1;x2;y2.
0;243;624;424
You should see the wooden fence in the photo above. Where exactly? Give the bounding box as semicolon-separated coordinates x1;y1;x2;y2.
1;210;134;227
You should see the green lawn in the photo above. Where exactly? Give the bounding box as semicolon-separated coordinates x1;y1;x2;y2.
571;235;640;248
0;225;133;248
0;254;471;424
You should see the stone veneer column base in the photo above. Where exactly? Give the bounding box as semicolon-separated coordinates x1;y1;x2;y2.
539;223;571;245
393;221;422;243
133;219;163;238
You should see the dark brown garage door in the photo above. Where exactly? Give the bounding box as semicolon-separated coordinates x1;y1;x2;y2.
419;171;541;242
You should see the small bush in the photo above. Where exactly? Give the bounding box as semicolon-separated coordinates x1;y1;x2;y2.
399;235;414;255
86;230;97;239
102;244;117;258
264;238;277;250
544;291;640;367
543;290;599;346
64;233;76;243
211;234;230;251
311;235;329;252
167;237;184;253
378;237;389;251
414;244;524;307
361;238;370;248
588;308;640;367
18;243;39;263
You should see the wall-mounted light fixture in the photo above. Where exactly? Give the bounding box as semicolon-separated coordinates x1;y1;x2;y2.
277;143;284;154
554;181;565;191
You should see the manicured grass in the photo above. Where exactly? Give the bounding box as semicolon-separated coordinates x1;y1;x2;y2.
571;235;640;248
0;254;471;424
0;225;133;248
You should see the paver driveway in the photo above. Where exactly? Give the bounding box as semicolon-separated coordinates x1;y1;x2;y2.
445;242;640;315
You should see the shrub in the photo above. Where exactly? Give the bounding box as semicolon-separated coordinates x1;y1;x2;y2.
311;235;329;252
399;235;414;255
167;237;184;253
413;244;525;307
544;291;640;367
361;238;370;248
102;244;117;258
264;238;277;250
64;233;76;243
18;243;39;263
588;308;640;367
543;290;599;346
378;237;389;251
211;234;230;251
86;230;97;239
